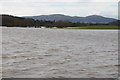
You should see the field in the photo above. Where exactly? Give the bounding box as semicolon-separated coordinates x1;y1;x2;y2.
2;27;118;78
64;25;119;29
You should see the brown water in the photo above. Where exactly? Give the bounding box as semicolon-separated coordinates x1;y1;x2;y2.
2;27;118;78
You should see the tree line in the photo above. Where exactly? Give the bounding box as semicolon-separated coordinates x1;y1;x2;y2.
1;14;119;28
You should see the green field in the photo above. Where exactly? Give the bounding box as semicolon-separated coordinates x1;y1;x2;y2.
63;25;119;29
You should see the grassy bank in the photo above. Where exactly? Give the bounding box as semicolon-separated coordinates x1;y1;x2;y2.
63;25;119;29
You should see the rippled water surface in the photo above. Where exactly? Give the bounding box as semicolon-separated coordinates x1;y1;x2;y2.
2;27;118;78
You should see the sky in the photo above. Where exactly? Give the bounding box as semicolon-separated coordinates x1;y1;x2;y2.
0;0;119;19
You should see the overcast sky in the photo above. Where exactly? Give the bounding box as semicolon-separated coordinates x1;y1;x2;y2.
0;0;119;19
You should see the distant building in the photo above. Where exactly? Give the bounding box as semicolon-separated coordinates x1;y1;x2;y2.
53;27;57;28
41;26;46;28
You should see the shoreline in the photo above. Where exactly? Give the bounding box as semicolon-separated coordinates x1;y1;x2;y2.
0;27;119;31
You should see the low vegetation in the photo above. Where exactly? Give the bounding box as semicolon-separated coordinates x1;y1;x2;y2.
63;25;119;29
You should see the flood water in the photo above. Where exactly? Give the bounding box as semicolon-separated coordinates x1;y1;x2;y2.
1;27;118;78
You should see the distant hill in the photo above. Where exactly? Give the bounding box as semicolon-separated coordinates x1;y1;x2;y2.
24;14;116;23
